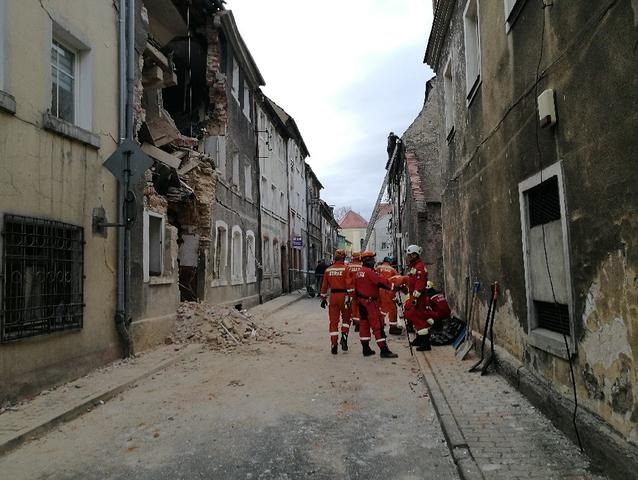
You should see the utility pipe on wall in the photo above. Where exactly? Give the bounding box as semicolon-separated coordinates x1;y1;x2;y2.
114;0;135;355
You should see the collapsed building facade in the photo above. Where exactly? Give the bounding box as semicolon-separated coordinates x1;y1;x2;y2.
410;0;638;476
129;1;330;345
0;0;338;401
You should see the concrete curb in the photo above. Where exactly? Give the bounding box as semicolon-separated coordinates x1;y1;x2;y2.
0;345;200;457
414;350;485;480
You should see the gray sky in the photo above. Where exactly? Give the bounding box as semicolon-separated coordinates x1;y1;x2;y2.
228;1;434;220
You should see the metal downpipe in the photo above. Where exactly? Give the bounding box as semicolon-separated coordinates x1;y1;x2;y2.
114;0;133;355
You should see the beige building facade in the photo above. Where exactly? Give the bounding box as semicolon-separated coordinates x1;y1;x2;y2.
0;0;121;400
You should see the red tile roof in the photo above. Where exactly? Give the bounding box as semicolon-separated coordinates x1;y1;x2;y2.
339;210;368;229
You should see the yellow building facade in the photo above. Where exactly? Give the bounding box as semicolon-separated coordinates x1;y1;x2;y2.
0;0;121;400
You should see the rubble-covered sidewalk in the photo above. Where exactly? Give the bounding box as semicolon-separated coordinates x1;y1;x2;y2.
0;293;304;456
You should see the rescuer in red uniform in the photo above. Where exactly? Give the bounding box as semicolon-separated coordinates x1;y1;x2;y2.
402;244;433;351
345;251;363;332
354;251;398;358
425;281;451;327
375;256;403;335
320;249;352;354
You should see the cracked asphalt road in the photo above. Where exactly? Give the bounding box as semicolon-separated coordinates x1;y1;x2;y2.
0;298;459;479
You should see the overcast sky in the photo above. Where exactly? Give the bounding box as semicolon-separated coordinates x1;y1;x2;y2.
228;1;435;220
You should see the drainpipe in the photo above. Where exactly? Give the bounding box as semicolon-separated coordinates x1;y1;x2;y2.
254;96;263;304
114;0;135;356
285;140;292;292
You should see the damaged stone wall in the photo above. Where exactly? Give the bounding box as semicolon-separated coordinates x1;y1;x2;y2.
205;20;228;136
401;78;444;288
427;0;638;459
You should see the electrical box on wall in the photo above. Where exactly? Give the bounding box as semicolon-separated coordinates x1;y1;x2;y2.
537;89;557;128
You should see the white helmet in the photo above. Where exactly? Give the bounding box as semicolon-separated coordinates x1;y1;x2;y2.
406;244;422;255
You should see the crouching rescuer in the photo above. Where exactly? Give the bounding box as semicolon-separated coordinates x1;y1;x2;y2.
320;249;352;354
354;251;398;358
403;244;433;351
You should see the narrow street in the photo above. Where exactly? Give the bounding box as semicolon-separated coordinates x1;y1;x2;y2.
0;298;458;479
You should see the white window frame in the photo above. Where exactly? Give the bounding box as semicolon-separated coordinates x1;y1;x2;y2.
463;0;481;103
49;22;93;130
231;56;239;101
519;161;575;358
231;225;243;285
246;230;257;283
232;152;240;189
244;164;252;200
143;211;165;282
261;176;268;207
243;84;251;119
211;220;228;286
443;58;455;140
262;236;271;276
273;239;280;277
208;135;226;179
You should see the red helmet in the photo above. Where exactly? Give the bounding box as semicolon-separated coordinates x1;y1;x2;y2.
351;251;361;260
361;251;376;260
335;249;345;259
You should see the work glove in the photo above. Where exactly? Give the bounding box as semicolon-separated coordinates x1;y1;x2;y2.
320;298;327;309
411;291;421;307
344;296;352;310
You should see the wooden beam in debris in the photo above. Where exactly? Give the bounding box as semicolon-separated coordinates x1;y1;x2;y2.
141;143;181;169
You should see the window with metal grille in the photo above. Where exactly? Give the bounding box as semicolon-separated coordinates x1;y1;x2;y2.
1;215;84;342
527;176;560;227
534;301;570;335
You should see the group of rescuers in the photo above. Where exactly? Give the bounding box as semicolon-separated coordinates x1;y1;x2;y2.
319;244;450;357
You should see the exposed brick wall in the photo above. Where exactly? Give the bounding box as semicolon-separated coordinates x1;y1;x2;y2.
206;20;228;136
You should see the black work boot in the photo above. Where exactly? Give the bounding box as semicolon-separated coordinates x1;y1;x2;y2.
361;341;376;357
410;335;422;346
340;333;348;351
331;344;338;355
380;344;398;358
416;334;432;351
389;325;403;335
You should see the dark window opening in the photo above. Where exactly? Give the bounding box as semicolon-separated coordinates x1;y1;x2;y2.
528;176;560;227
162;35;208;137
1;215;84;342
534;301;570;335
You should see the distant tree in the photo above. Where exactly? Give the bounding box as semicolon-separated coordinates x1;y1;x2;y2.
334;206;352;221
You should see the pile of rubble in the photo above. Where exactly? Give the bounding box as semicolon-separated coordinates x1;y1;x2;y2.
168;302;283;350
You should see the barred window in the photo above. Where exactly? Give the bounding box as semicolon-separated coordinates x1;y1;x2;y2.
1;215;84;342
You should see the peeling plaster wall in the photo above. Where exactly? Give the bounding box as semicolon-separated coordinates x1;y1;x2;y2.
0;0;121;401
428;0;638;449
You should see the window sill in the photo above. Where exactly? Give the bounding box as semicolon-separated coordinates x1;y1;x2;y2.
210;278;228;287
149;276;174;286
43;113;101;149
231;277;244;286
0;90;16;115
528;328;575;360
